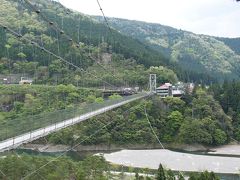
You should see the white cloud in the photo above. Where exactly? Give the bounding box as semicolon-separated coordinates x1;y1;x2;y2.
59;0;240;37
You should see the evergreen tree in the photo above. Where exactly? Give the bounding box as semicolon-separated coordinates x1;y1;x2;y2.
156;164;166;180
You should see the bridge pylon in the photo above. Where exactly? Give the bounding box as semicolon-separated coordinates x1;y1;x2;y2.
149;74;157;93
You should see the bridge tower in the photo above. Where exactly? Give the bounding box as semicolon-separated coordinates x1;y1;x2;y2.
149;74;157;93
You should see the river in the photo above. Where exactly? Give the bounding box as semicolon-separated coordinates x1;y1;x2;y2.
5;144;240;179
103;149;240;174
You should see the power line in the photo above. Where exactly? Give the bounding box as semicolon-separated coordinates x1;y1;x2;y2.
0;24;116;88
22;0;122;85
144;104;164;149
21;94;151;179
23;0;76;47
0;169;6;178
143;100;185;177
96;0;111;32
95;0;115;43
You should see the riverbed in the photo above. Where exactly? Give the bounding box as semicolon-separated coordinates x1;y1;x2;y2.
210;145;240;156
103;149;240;174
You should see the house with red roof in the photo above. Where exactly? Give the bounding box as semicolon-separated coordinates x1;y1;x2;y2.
156;83;173;98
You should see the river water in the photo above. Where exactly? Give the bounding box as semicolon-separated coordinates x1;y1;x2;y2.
6;145;240;179
103;149;240;174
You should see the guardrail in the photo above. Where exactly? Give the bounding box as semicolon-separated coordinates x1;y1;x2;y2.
0;92;150;152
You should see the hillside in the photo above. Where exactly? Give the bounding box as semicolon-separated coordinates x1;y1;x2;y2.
0;0;173;85
0;0;221;85
96;17;240;81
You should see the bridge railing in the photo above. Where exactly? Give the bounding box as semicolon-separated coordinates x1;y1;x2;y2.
0;92;148;142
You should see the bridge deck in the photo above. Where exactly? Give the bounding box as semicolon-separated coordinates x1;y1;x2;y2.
0;92;150;152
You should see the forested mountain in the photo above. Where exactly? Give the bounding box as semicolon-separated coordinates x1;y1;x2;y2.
217;37;240;55
0;0;173;85
96;17;240;81
0;0;219;85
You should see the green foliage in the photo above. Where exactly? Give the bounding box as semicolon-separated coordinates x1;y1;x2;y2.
148;66;178;84
82;155;108;179
103;17;240;82
210;80;240;142
156;164;166;180
189;171;220;180
0;154;110;180
0;84;98;113
17;52;27;59
163;97;185;112
177;89;231;145
166;111;183;135
179;119;213;144
0;0;171;87
45;88;232;146
5;44;11;49
95;97;104;103
109;93;122;100
234;127;240;141
86;95;97;103
213;129;227;145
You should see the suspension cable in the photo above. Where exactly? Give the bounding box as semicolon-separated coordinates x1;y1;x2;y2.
21;0;123;86
144;103;164;149
144;99;185;177
0;24;116;88
96;0;114;37
21;94;151;180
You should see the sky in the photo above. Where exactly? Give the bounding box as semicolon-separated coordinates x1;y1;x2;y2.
59;0;240;38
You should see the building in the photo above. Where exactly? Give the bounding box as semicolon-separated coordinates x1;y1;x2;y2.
172;88;184;97
19;77;33;85
156;83;173;98
156;82;185;98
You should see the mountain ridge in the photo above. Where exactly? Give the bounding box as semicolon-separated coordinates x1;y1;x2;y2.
95;16;240;81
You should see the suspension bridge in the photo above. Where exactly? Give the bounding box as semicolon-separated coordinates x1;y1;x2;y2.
0;92;151;152
0;0;159;153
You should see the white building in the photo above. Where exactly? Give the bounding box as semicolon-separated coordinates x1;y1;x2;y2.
156;83;173;98
157;82;185;98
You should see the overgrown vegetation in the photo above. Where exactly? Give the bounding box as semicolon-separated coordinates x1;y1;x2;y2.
0;0;174;87
155;164;219;180
210;80;240;141
0;0;239;178
0;84;100;121
46;88;231;146
0;154;110;180
100;17;240;82
0;154;220;180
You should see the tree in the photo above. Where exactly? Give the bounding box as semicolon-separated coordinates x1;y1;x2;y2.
178;173;185;180
74;75;81;87
109;93;122;100
179;120;213;144
156;164;166;180
135;172;139;180
164;97;185;112
86;95;96;103
95;97;104;103
5;44;11;72
234;128;240;141
166;169;175;180
148;66;178;84
82;155;108;179
213;129;227;145
17;52;27;60
167;111;183;134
